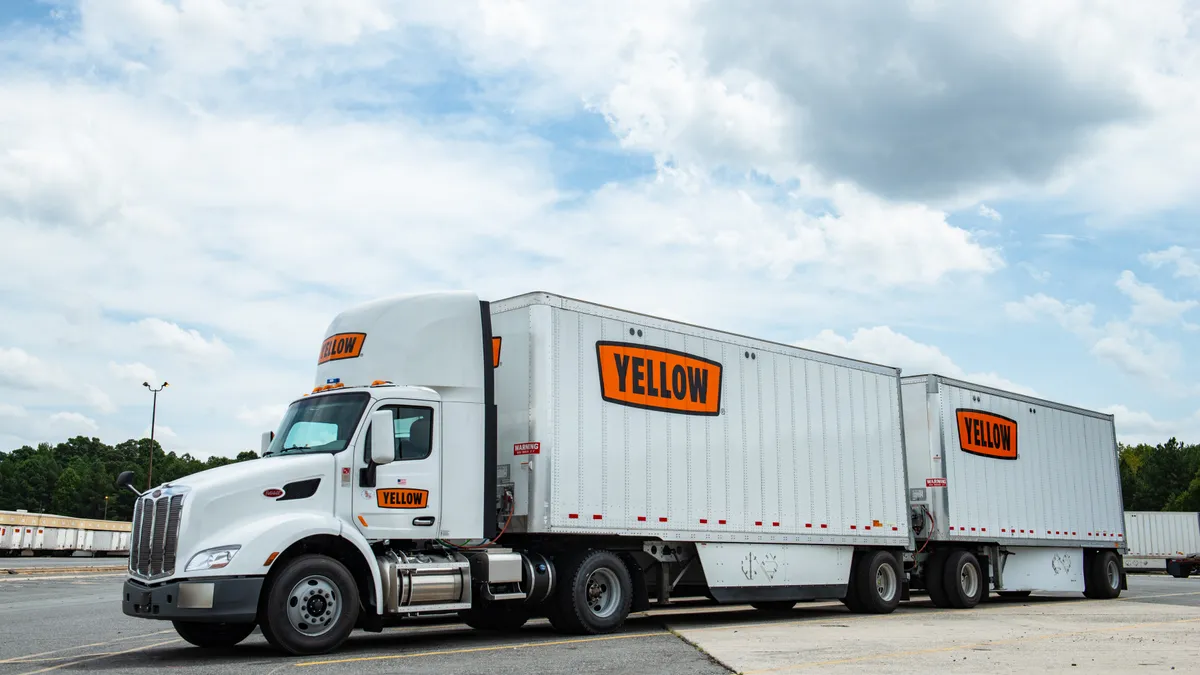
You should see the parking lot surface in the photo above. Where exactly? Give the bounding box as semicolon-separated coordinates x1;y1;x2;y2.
0;573;1196;674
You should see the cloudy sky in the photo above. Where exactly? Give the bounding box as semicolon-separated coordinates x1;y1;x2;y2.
1;0;1198;457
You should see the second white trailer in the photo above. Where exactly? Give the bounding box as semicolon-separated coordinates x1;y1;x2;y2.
1123;511;1200;572
901;374;1126;606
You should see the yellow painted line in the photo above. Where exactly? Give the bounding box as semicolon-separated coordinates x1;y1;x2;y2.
740;616;1200;674
295;631;671;667
0;629;175;664
4;652;119;664
15;639;179;675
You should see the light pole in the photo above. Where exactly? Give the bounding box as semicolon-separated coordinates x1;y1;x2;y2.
103;495;109;520
143;381;168;490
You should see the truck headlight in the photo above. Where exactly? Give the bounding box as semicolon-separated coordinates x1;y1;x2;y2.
185;546;241;572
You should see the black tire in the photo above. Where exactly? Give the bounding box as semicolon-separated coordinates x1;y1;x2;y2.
1084;550;1122;599
546;550;633;635
258;554;361;655
750;601;797;611
923;549;952;608
459;603;531;631
943;549;985;609
998;590;1031;599
171;620;256;648
849;550;902;614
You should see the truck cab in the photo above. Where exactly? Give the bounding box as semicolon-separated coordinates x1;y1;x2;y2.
120;291;539;655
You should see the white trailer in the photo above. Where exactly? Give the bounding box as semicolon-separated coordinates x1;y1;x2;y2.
901;374;1127;606
117;290;913;656
1123;511;1200;576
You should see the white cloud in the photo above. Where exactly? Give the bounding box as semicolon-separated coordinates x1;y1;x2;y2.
236;404;287;428
1005;294;1097;337
0;403;28;418
109;361;159;385
142;424;177;441
1099;404;1200;446
1115;270;1198;325
797;326;1035;396
135;318;232;361
0;347;115;413
47;411;99;434
978;204;1002;221
1141;246;1200;279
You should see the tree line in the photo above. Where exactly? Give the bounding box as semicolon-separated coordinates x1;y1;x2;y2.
0;436;256;521
1;435;1197;522
1119;438;1200;512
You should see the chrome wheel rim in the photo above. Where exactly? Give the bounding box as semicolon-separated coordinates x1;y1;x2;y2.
1107;559;1120;589
287;575;340;637
875;563;898;603
959;560;980;598
585;568;621;618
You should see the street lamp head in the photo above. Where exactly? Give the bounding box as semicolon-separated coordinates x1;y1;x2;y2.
163;381;169;388
143;382;149;388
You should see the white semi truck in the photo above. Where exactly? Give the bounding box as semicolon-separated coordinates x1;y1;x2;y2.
116;291;1127;655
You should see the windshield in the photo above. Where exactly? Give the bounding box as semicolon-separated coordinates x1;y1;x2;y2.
264;392;370;457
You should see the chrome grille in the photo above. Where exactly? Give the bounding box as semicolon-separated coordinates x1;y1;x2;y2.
128;489;186;580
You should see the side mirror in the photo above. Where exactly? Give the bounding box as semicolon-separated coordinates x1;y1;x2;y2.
370;410;395;466
261;430;274;455
116;471;141;496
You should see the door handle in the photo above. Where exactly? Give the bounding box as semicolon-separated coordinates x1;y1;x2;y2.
413;517;435;527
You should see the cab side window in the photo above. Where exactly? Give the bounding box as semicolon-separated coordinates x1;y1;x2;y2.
392;406;433;461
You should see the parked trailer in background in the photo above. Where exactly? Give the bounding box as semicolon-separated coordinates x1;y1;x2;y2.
0;510;132;556
900;375;1127;606
1123;511;1200;577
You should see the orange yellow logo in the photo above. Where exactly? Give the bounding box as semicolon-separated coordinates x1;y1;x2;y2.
596;342;722;416
956;409;1018;460
318;332;366;365
376;488;429;509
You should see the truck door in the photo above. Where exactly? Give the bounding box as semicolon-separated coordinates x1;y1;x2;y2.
353;401;442;541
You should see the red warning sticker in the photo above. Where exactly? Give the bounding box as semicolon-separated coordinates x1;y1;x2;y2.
514;442;541;456
926;478;947;488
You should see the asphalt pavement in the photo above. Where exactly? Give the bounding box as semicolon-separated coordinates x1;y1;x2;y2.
0;573;1196;674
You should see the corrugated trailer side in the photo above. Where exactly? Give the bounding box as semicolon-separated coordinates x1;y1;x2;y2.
902;374;1126;606
1123;511;1200;571
491;292;912;607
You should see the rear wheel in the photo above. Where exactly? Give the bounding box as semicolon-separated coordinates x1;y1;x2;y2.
258;554;360;655
547;550;632;635
849;550;902;614
172;620;256;648
1084;550;1122;599
943;550;985;609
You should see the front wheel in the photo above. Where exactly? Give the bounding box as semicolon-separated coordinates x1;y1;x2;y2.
259;554;361;655
172;620;256;648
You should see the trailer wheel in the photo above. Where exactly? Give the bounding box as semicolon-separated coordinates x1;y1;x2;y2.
750;601;797;612
850;550;902;614
171;620;256;648
459;603;531;631
1084;550;1122;599
923;549;952;608
942;549;984;609
258;554;360;655
547;550;632;635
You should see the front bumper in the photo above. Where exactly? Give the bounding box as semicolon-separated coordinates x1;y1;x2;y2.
122;576;264;623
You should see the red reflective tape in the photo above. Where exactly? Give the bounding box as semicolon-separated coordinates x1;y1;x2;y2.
1002;529;1007;532
820;524;828;529
892;526;898;531
772;522;780;527
865;526;871;530
593;515;603;520
569;514;579;519
659;517;668;523
1020;529;1025;533
850;525;857;530
805;523;812;528
949;526;955;531
971;528;976;532
719;519;727;525
1072;532;1077;536
982;528;987;532
755;521;763;526
637;516;646;522
700;519;708;524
